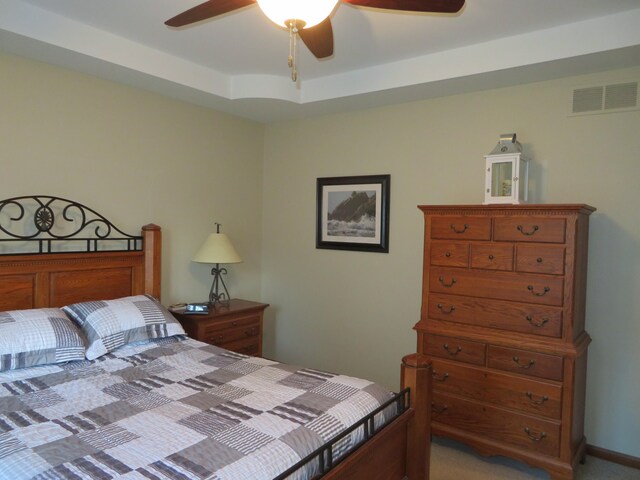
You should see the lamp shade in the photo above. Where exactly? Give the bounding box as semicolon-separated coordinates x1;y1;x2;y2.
256;0;339;29
192;233;242;264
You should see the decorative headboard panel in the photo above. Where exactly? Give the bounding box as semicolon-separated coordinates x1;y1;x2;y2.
0;196;161;310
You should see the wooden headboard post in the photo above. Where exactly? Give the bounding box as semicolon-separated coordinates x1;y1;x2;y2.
143;224;161;300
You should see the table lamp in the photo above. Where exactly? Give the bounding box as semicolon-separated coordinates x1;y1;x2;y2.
192;223;242;307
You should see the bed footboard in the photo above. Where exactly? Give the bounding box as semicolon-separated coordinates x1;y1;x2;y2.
309;353;432;480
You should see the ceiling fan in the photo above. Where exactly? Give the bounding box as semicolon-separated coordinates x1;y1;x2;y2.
166;0;466;81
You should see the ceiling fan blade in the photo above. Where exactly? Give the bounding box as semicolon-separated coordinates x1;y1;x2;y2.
165;0;256;27
343;0;465;13
298;18;334;59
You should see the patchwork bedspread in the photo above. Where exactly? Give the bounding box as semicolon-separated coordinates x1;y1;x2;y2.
0;337;394;479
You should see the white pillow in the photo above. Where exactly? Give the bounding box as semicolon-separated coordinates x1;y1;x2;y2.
62;295;185;360
0;308;86;371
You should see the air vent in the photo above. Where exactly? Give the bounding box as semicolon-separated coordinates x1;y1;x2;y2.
569;81;638;116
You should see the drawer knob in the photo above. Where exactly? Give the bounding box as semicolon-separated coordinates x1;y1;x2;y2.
488;254;494;260
536;257;543;263
431;402;448;414
527;285;550;297
437;303;456;314
524;427;547;442
443;344;462;356
445;252;451;257
526;315;549;328
517;224;539;236
450;223;469;234
526;391;549;405
438;276;457;288
432;371;449;382
512;356;535;369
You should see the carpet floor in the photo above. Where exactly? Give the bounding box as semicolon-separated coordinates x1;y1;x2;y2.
430;437;640;479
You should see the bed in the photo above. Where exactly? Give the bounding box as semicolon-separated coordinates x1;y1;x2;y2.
0;196;432;480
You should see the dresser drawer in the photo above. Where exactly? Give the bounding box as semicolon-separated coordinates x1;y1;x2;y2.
202;313;261;334
494;217;566;243
488;346;563;381
516;245;565;275
470;244;513;271
431;392;560;457
430;242;469;268
424;334;486;366
431;360;562;419
428;294;563;338
431;217;491;240
430;268;564;306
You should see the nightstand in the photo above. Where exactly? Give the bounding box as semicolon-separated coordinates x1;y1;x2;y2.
170;299;269;356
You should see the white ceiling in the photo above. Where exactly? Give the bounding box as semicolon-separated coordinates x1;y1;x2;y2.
1;0;640;122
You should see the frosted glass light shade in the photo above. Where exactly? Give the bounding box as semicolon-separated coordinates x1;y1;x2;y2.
256;0;339;28
192;233;242;264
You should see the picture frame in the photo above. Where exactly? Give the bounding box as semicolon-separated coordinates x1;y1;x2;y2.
316;174;390;253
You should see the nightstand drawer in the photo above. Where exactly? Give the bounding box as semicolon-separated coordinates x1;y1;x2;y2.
221;337;261;356
170;299;268;357
203;313;261;334
488;345;563;381
204;323;260;345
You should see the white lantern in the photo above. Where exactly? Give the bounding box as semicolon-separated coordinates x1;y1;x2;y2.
483;134;529;204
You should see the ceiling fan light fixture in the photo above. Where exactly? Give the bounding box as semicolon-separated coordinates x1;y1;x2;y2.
256;0;339;29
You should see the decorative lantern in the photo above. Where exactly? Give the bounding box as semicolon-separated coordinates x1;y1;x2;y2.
483;133;529;204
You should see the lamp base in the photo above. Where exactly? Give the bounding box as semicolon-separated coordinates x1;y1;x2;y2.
208;264;232;307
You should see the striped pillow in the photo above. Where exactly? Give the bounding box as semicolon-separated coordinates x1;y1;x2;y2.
0;308;86;371
62;295;185;360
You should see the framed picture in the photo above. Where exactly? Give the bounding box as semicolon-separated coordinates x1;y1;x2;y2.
316;174;390;253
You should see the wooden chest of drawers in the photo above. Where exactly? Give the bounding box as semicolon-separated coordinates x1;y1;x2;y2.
171;299;269;356
416;204;595;480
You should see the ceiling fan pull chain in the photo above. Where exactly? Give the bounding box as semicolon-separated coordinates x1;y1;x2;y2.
288;20;299;82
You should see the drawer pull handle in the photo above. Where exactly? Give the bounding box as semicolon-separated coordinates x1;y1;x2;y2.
438;276;457;287
527;285;550;296
526;391;549;405
437;303;456;314
431;402;448;414
443;344;462;356
512;356;535;369
517;225;539;236
524;427;547;442
526;315;549;328
488;254;494;260
450;223;469;234
536;257;543;263
432;371;449;382
445;252;451;257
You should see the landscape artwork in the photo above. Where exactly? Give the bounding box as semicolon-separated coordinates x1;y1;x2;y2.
316;175;390;253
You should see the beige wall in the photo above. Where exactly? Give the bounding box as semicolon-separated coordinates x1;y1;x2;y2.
1;52;265;306
261;67;640;457
3;49;640;458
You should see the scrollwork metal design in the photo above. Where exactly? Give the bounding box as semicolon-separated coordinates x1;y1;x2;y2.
0;195;142;255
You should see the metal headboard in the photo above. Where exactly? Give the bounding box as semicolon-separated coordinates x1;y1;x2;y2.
0;195;142;255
